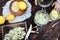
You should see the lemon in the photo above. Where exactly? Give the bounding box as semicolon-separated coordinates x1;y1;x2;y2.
11;1;19;12
0;16;5;25
50;9;58;20
17;1;27;10
6;14;15;21
58;13;60;19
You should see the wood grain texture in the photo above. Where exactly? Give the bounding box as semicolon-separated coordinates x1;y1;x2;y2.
0;0;60;40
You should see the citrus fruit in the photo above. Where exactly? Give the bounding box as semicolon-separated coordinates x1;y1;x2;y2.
11;1;19;12
0;16;5;25
58;13;60;19
6;14;15;21
50;9;58;20
17;1;27;10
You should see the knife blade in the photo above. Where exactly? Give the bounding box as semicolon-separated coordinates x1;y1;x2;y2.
24;24;32;40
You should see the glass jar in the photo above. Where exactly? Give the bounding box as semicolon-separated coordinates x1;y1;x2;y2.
38;0;53;8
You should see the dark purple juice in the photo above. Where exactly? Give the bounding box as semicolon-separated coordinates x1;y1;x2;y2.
40;0;51;5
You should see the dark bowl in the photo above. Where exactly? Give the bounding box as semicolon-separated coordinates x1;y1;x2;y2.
38;0;53;7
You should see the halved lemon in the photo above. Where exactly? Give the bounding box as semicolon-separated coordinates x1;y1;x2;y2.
50;9;58;20
6;14;15;21
11;1;19;12
17;1;27;10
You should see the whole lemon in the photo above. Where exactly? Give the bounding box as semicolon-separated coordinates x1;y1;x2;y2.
17;1;27;10
6;14;15;21
50;9;58;20
0;16;5;25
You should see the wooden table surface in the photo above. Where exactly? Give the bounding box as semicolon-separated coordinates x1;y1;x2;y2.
0;0;60;40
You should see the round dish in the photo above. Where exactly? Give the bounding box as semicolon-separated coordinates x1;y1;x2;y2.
2;0;31;23
34;10;50;26
10;1;27;16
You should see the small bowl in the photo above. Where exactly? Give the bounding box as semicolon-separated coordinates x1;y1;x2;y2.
9;1;27;16
38;0;53;7
34;10;50;26
31;26;39;33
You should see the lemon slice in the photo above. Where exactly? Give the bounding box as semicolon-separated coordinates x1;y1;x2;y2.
50;9;58;20
11;1;19;12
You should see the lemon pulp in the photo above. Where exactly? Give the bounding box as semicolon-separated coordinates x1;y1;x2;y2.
17;1;27;10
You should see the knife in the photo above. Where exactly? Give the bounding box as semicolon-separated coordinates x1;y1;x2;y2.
24;24;32;40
